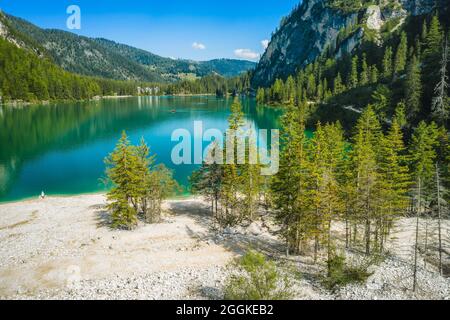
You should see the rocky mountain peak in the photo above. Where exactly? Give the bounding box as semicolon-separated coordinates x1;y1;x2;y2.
252;0;436;87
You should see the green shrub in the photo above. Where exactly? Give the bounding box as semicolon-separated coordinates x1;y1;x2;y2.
323;254;372;290
224;251;293;300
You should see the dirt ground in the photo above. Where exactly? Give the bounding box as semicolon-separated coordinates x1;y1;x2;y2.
0;194;448;300
0;194;237;297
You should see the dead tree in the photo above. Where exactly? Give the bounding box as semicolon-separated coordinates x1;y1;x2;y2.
435;163;444;276
432;36;449;123
413;178;421;292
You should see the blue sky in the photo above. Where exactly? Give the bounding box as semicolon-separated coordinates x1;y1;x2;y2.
0;0;300;61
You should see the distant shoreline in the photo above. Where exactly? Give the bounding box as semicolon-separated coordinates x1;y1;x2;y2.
0;191;193;206
0;94;226;107
97;95;134;99
170;93;216;97
0;94;136;107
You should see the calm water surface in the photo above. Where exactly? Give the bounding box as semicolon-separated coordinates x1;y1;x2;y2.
0;96;282;202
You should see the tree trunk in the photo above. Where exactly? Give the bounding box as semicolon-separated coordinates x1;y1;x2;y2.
424;218;429;270
436;163;443;276
286;224;290;257
413;177;421;292
365;219;371;255
345;212;349;249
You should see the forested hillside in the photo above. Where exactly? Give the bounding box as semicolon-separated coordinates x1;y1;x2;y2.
95;38;256;80
252;0;443;87
196;1;450;288
0;31;252;103
1;12;255;83
160;72;252;96
255;2;450;129
3;13;164;82
0;37;145;102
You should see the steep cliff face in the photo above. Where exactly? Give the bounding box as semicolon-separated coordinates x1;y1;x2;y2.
252;0;436;87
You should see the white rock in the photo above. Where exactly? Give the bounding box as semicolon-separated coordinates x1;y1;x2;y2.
366;5;383;31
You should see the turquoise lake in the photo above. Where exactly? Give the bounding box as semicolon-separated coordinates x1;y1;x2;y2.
0;96;283;202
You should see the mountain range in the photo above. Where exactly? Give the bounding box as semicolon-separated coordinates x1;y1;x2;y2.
1;0;448;91
0;11;256;83
252;0;445;87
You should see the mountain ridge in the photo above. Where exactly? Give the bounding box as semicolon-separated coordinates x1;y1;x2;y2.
0;11;256;82
252;0;439;87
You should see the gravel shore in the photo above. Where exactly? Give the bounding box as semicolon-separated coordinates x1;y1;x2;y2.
0;194;448;300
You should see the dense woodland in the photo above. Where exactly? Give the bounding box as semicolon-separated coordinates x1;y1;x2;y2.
256;14;450;129
189;93;448;289
0;33;252;102
160;72;253;97
1;0;449;288
185;12;450;289
3;13;255;83
0;38;153;102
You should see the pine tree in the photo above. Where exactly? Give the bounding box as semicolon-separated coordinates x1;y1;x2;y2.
256;87;266;105
382;47;393;80
308;122;327;262
422;15;444;113
421;19;428;43
409;121;439;291
378;118;410;252
405;55;422;121
349;56;359;89
191;146;224;219
414;37;422;61
323;78;332;101
423;16;443;62
286;76;296;103
339;148;357;249
370;65;379;84
271;104;310;255
145;163;179;223
306;73;317;99
394;102;407;128
316;81;324;101
105;132;141;230
351;106;383;255
360;54;369;86
135;138;155;218
240;123;262;221
372;85;391;122
334;73;344;94
220;97;245;226
272;79;284;103
394;32;408;76
320;123;346;266
296;71;305;103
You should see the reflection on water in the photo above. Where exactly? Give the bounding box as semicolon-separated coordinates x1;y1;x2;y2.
0;96;282;202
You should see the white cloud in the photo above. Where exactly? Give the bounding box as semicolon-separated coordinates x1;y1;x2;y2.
261;39;270;49
234;48;260;60
192;42;206;50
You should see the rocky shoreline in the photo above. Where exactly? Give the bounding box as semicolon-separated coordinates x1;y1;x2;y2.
0;194;448;300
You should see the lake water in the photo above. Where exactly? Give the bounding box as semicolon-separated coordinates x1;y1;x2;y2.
0;96;283;202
